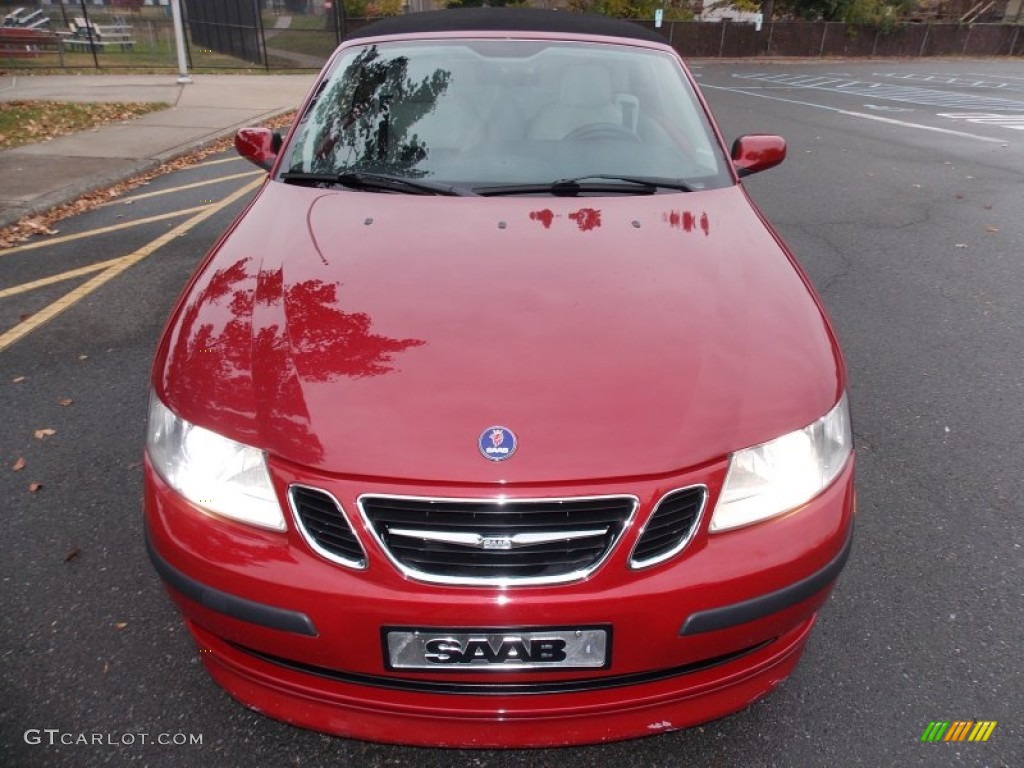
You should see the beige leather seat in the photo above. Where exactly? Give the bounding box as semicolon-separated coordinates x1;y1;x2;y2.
528;64;622;141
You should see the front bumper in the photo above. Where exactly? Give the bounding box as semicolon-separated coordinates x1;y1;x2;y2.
144;454;855;747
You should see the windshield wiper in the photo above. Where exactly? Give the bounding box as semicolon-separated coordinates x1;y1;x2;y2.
474;175;693;197
280;171;471;196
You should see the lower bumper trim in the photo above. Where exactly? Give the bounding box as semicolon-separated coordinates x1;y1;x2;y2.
680;523;853;636
145;526;318;637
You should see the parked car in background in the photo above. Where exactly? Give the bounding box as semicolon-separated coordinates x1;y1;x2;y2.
145;8;854;747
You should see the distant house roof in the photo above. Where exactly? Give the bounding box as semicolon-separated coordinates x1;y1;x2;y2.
346;8;666;45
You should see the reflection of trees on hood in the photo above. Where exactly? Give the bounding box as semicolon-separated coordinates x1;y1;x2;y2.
306;46;451;176
165;257;425;465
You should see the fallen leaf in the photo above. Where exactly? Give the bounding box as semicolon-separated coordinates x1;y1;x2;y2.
12;457;26;472
59;398;73;407
64;548;81;562
115;622;128;630
28;482;42;492
12;376;26;383
23;220;58;236
985;226;999;233
955;243;968;249
34;428;56;439
102;661;110;674
77;354;88;361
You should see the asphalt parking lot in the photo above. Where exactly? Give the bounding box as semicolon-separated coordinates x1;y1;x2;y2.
1;59;1021;767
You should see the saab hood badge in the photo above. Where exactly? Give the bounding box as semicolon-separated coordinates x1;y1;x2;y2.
479;426;517;461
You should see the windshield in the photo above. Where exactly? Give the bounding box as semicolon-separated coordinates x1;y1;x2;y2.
281;39;732;192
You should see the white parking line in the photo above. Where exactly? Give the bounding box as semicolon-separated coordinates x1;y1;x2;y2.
938;113;1024;131
702;85;1007;144
966;72;1024;82
731;73;1024;111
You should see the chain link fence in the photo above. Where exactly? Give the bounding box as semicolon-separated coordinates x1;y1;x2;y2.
1;2;1022;71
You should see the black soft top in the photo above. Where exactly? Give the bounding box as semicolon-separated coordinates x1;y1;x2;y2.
346;8;666;45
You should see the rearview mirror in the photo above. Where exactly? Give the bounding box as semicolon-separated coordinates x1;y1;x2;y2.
731;135;786;177
235;127;281;171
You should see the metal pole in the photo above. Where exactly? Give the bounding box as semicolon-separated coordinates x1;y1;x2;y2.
719;19;727;58
819;22;828;56
170;0;192;83
1010;24;1020;56
918;23;930;57
179;0;193;70
962;24;972;55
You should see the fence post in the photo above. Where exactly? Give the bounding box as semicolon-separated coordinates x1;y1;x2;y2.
1009;24;1020;56
962;24;972;55
254;0;269;71
719;19;727;58
766;21;774;56
918;23;930;57
78;0;100;69
871;27;879;57
819;22;828;56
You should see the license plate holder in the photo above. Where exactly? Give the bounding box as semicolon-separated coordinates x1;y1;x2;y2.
383;626;611;671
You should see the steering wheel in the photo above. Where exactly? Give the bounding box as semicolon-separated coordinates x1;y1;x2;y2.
562;123;640;143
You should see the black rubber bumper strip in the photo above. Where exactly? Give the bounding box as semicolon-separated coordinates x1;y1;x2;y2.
145;528;318;637
680;524;853;636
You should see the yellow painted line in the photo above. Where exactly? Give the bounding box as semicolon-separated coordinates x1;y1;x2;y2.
0;257;123;299
1;205;212;257
108;169;263;206
199;156;247;168
0;177;262;353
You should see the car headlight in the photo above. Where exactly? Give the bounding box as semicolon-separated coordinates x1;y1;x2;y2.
146;394;285;531
710;393;852;532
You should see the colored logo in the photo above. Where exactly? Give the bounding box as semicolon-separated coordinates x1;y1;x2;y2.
479;426;517;461
920;721;997;742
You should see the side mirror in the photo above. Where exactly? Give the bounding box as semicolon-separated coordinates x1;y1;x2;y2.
235;127;282;171
731;134;786;177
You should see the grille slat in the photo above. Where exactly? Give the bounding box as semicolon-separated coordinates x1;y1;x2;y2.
290;486;367;569
362;495;635;585
629;487;706;568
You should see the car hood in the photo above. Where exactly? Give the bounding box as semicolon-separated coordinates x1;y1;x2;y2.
157;182;843;483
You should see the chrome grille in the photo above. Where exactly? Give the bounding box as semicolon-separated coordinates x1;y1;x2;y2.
359;494;637;586
629;486;707;569
289;485;367;569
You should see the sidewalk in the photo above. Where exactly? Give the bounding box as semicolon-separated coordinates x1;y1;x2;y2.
0;73;316;229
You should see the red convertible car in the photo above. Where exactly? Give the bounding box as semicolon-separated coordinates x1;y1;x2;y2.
145;8;854;747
